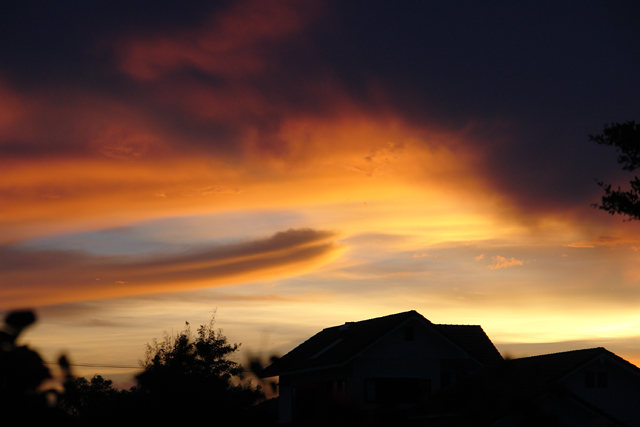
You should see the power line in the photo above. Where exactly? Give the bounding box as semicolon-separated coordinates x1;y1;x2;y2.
44;361;139;369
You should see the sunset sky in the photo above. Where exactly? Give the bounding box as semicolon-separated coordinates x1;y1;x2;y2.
2;1;640;387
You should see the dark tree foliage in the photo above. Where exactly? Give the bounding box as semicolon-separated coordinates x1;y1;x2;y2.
133;315;263;424
591;121;640;220
1;310;271;426
61;375;129;424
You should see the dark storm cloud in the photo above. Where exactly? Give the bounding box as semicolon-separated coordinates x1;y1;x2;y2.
0;1;217;83
307;2;640;211
1;1;638;212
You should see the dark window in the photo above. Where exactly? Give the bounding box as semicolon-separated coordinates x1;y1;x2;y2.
293;380;349;421
404;326;414;341
365;379;375;402
597;372;608;388
585;371;608;389
441;371;452;389
585;371;595;388
369;378;430;404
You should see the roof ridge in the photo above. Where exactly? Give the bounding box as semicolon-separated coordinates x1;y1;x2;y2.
273;311;421;359
435;323;481;327
434;324;503;364
261;311;504;377
512;347;605;361
322;310;422;330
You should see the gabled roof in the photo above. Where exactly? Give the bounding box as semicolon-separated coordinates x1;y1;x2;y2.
476;347;640;395
433;324;502;365
448;348;632;400
418;347;640;425
260;310;502;378
461;348;610;400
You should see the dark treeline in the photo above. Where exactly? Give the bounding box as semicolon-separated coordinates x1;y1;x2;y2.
0;310;278;426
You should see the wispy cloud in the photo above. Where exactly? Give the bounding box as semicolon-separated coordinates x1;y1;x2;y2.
0;228;341;309
487;255;523;270
565;235;640;249
413;253;437;258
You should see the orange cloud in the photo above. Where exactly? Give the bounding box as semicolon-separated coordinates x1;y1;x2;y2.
0;228;341;309
0;3;528;253
0;103;503;245
487;255;523;270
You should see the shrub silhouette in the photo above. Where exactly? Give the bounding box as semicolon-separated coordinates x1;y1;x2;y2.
133;315;263;424
61;374;132;425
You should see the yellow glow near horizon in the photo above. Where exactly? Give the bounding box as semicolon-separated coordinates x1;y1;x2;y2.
4;80;640;382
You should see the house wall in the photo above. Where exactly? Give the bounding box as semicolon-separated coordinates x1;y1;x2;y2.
277;378;293;424
275;316;486;423
350;317;480;407
493;391;621;427
279;366;355;423
559;356;640;427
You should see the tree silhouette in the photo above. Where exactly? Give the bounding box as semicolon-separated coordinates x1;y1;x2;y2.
591;121;640;219
133;315;263;424
61;374;130;424
0;310;69;424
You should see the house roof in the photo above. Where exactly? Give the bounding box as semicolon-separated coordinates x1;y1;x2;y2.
479;347;640;396
418;347;639;425
465;348;609;400
260;310;502;378
433;324;503;366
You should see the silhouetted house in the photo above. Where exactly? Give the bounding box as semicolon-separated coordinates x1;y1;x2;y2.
420;347;640;426
259;310;502;424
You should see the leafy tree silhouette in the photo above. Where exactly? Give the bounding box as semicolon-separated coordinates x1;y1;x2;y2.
62;374;131;425
591;121;640;220
132;315;263;425
1;310;269;426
